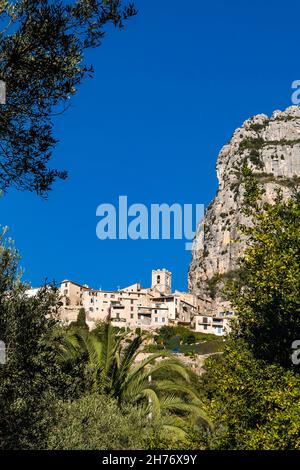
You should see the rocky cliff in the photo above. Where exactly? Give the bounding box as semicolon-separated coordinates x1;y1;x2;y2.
188;105;300;312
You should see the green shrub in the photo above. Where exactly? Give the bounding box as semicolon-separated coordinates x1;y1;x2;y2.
203;341;300;450
248;122;268;132
47;394;147;450
143;343;165;353
68;308;88;330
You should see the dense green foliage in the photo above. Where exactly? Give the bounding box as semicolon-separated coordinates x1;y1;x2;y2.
48;394;148;450
203;341;300;450
48;392;208;451
60;323;211;438
68;307;88;330
200;187;300;449
229;192;300;368
152;325;224;356
0;230;79;449
156;325;216;344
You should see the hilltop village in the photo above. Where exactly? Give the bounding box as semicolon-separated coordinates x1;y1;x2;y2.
28;269;233;336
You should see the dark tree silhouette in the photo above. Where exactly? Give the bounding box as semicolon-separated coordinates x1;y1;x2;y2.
0;0;136;195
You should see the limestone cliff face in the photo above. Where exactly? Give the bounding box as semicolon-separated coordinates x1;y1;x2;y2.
188;106;300;310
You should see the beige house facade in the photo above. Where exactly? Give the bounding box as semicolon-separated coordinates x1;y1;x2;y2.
192;311;234;336
58;269;203;331
27;269;234;336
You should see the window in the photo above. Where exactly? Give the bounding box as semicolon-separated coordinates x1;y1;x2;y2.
131;300;133;304
65;283;67;288
203;317;208;323
155;318;158;322
104;294;107;298
157;276;160;284
130;314;134;319
131;307;134;312
64;289;68;295
162;317;165;323
204;324;208;330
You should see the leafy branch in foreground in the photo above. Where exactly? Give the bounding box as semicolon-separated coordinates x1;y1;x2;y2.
0;0;136;195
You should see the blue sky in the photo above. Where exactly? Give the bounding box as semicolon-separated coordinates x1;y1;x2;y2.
1;0;299;292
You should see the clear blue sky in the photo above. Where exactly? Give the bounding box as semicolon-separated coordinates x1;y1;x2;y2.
1;0;299;291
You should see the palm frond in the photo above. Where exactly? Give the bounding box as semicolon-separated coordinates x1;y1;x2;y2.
56;322;213;434
153;380;201;401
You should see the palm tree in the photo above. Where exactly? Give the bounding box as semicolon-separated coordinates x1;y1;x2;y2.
59;322;212;437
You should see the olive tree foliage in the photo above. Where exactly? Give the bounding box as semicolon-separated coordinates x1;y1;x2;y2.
48;393;208;450
0;228;81;449
203;341;300;450
199;168;300;449
0;0;136;195
227;165;300;369
47;394;148;450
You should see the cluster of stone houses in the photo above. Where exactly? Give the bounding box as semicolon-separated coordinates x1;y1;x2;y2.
55;269;234;336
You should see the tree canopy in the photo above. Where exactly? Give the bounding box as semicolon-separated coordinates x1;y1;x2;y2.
203;341;300;450
0;0;136;195
228;192;300;368
47;394;147;450
200;183;300;449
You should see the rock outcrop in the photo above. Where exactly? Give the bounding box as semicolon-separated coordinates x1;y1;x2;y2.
188;106;300;312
